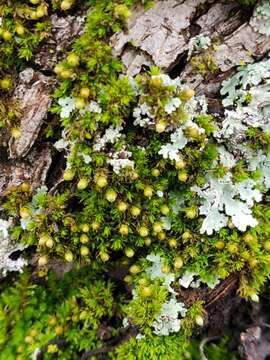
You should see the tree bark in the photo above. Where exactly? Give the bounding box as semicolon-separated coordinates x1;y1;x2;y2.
1;1;269;357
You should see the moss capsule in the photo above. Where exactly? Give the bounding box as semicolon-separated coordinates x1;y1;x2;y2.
153;222;163;233
140;286;153;297
61;0;74;11
11;128;22;139
38;255;48;266
174;257;183;269
130;206;141;217
178;171;188;182
80;234;89;244
67;53;80;67
143;185;154;198
105;189;117;203
119;224;129;236
63;169;75;181
95;175;108;188
65;251;74;262
77;178;89;190
79;87;90;98
138;226;149;237
160;205;170;215
117;201;128;212
129;264;141;274
80;246;89;256
124;248;134;258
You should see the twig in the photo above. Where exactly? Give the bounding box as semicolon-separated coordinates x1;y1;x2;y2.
199;336;220;360
80;325;139;360
36;339;67;360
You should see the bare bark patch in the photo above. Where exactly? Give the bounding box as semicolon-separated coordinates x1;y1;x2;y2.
111;0;210;74
34;14;85;70
9;69;55;159
0;146;52;196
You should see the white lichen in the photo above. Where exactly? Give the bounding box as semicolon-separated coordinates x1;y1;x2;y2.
248;150;270;189
79;152;92;164
158;120;204;162
161;216;172;231
58;96;76;118
179;271;220;289
158;127;188;162
0;219;27;276
217;146;237;169
152;74;181;88
221;57;270;107
187;34;211;60
133;102;155;127
214;109;247;141
32;348;41;360
107;148;134;174
164;97;181;114
215;54;270;190
250;0;270;36
153;297;187;336
94;124;123;151
193;174;262;234
146;253;176;294
54;138;70;151
179;271;197;288
80;100;102;115
156;190;164;198
169;191;185;214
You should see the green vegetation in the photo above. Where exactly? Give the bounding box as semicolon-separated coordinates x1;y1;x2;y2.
238;0;256;5
190;52;219;77
112;332;238;360
0;268;116;359
0;0;270;359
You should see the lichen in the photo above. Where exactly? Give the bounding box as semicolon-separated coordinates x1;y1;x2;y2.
250;0;270;36
193;174;262;234
0;218;27;275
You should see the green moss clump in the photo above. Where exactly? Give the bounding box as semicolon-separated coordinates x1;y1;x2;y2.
237;0;256;6
0;268;117;359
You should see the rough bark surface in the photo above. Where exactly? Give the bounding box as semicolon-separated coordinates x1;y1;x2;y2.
111;0;270;100
0;146;52;196
111;0;211;72
239;326;270;360
34;14;85;70
9;69;55;159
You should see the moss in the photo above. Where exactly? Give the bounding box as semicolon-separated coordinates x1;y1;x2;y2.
237;0;256;6
0;267;117;359
0;1;52;69
124;279;169;327
246;127;270;153
111;331;238;360
110;330;190;360
0;0;270;358
190;52;219;77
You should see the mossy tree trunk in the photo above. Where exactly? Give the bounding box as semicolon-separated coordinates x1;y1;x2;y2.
0;1;269;359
